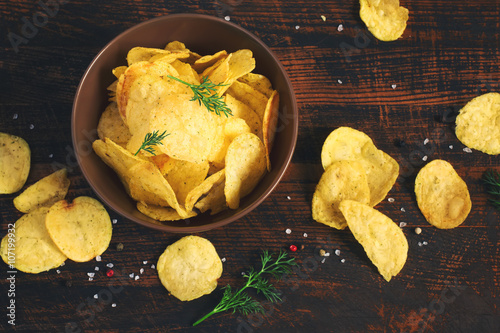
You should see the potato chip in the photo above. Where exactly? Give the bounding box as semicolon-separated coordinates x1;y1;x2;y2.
126;47;189;66
208;49;256;96
225;94;263;139
164;41;201;64
13;168;70;213
359;0;409;42
455;92;500;155
226;80;268;120
185;169;225;212
192;50;228;74
321;127;399;206
312;161;371;230
0;207;66;274
157;235;223;301
339;199;408;282
0;132;30;194
208;117;252;168
414;159;472;229
225;133;266;209
45;196;112;262
97;102;132;146
195;176;227;215
137;202;197;222
238;73;273;98
262;90;280;171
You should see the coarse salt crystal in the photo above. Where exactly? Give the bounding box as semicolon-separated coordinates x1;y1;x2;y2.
321;258;326;264
94;267;99;271
49;154;54;158
151;264;156;269
87;272;95;278
106;263;114;268
321;15;326;21
29;124;34;130
391;84;397;89
337;24;344;32
286;195;291;200
338;79;343;84
285;228;292;234
221;257;226;263
129;273;134;279
13;114;18;119
422;155;428;161
224;16;230;21
88;277;94;281
399;222;407;227
303;233;308;237
140;268;144;274
449;145;454;149
423;241;428;245
112;219;117;224
340;259;346;263
463;147;472;153
334;249;340;256
56;270;61;274
418;242;423;247
401;207;406;212
424;138;429;145
111;303;116;308
95;255;102;262
143;261;148;265
295;25;300;30
93;294;98;299
60;262;65;267
135;275;139;281
324;252;331;257
388;198;395;203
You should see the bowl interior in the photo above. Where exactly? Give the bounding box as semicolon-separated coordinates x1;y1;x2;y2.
72;14;297;232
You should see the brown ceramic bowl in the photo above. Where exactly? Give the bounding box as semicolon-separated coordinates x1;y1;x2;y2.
72;13;297;233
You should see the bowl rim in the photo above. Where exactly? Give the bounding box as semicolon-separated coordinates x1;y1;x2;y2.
71;13;298;233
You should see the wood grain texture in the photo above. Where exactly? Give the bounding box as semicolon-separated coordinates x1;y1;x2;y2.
1;0;499;332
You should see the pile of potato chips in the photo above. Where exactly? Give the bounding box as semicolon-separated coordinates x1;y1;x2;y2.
157;235;222;301
359;0;409;42
312;127;407;281
94;41;280;221
0;137;112;273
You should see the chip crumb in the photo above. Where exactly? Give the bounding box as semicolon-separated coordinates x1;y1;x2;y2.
111;303;116;308
300;244;305;250
221;257;226;263
424;138;429;145
337;24;344;32
106;263;114;268
321;15;326;21
414;227;422;234
93;294;98;299
303;232;308;237
391;84;397;89
285;228;292;234
337;79;343;84
422;155;428;161
95;255;102;262
449;145;454;149
340;258;346;263
388;197;395;203
116;243;124;251
319;249;326;256
334;249;340;256
140;268;144;274
399;222;407;228
463;147;473;153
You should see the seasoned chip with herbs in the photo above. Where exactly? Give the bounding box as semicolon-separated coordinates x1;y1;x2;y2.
359;0;409;42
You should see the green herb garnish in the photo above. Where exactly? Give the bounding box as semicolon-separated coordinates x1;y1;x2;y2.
167;75;232;117
482;169;500;210
134;130;169;156
192;250;296;327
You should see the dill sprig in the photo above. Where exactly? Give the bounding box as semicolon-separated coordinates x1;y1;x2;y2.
134;130;169;156
481;169;500;210
167;75;233;117
192;250;296;327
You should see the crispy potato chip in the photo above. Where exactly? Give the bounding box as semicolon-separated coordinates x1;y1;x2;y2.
339;200;408;282
321;127;399;206
455;92;500;155
126;47;189;66
359;0;409;42
0;132;30;194
45;197;112;262
170;59;200;85
112;66;127;79
262;90;280;171
238;73;273;98
208;117;252;168
192;50;228;74
0;207;66;274
137;202;197;221
185;169;225;212
13;168;70;213
312;161;371;230
225;94;263;139
97;102;132;146
225;133;266;209
195;175;227;215
164;41;201;64
157;235;223;301
208;49;256;96
414;160;472;229
226;80;268;120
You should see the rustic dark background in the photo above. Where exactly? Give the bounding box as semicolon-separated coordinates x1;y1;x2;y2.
1;0;499;332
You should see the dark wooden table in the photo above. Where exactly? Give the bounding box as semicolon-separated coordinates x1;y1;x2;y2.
1;1;499;332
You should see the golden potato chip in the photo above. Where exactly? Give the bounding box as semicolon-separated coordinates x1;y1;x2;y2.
157;235;223;301
225;94;263;139
170;59;200;85
414;159;472;229
192;50;228;74
126;47;189;66
226;80;268;120
0;207;66;274
225;133;266;209
238;73;273;98
455;92;500;155
45;196;112;262
185;169;225;212
359;0;409;42
137;202;197;221
195;175;227;215
112;66;127;79
164;41;201;64
312;161;371;230
13;168;70;213
208;49;256;96
97;102;132;146
208;117;252;168
321;127;399;206
262;90;280;171
339;200;408;282
0;132;30;194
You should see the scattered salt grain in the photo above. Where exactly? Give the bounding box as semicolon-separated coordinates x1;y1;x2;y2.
221;257;226;263
285;228;292;234
60;262;65;267
224;16;230;21
87;272;95;278
13;114;18;120
95;255;102;262
303;232;308;238
88;277;94;281
151;264;156;269
29;124;34;130
106;263;114;268
423;241;428;245
111;303;116;308
337;24;344;32
424;138;429;145
337;79;343;84
295;25;300;30
399;222;407;228
334;249;340;256
140;268;144;274
324;252;331;257
463;147;472;153
321;15;326;21
94;266;99;271
340;259;346;263
418;242;423;247
422;155;428;161
49;154;54;158
56;270;61;274
93;294;98;299
321;258;326;264
112;219;118;224
388;197;395;203
449;145;454;149
129;273;135;279
134;275;139;281
286;195;291;200
400;207;406;212
143;261;148;265
391;84;397;89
